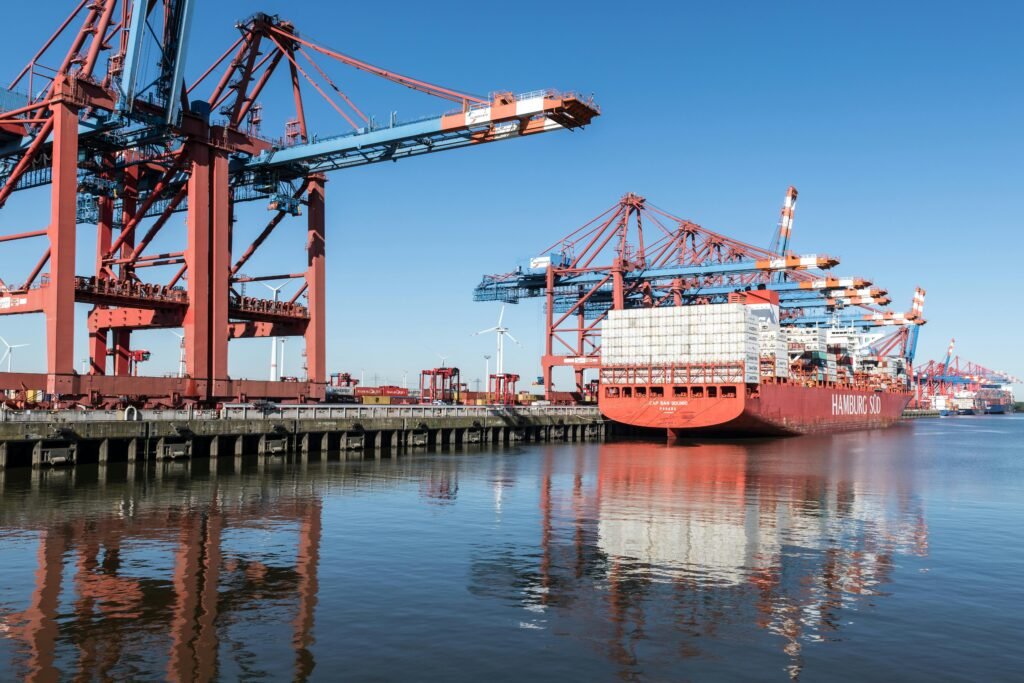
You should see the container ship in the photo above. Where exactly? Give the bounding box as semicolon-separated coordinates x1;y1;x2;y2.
976;385;1015;415
598;290;912;437
952;390;977;416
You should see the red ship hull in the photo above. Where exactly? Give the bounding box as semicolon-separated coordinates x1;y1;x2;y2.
600;382;912;437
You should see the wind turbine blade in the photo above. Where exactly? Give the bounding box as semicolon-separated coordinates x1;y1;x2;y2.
505;332;521;346
0;350;8;364
497;305;505;326
475;327;497;335
10;344;28;349
0;336;8;348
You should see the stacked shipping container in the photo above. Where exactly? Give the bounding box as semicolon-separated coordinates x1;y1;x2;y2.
602;304;760;384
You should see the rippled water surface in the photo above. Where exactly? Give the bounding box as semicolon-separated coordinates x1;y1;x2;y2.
1;416;1022;681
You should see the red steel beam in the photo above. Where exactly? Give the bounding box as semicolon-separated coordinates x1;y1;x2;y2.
113;166;139;375
134;257;185;268
167;264;187;289
207;32;254;107
107;154;188;258
236;51;284;124
230;181;309;275
269;26;484;106
305;175;326;386
298;45;369;124
187;35;245;96
210;150;231;393
22;249;51;291
184;140;212;386
125;185;188;266
0;229;47;243
287;282;307;304
231;273;305;283
89;188;114;375
268;34;356;131
0;118;55;209
226;32;264;126
45;80;80;394
8;0;89;90
82;0;118;77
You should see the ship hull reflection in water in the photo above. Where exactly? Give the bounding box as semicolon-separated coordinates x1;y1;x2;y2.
472;435;930;681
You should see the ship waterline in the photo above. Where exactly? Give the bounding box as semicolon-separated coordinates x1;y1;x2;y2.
600;379;912;436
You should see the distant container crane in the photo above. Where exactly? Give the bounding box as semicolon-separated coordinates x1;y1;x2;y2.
0;1;599;408
474;188;925;398
915;339;1018;410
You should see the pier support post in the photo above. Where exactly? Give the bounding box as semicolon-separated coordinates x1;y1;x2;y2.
0;442;7;469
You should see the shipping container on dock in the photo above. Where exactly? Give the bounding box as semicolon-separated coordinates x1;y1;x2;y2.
598;290;912;437
354;386;409;397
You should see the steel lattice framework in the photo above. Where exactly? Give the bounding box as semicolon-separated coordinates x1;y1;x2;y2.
0;1;599;407
914;338;1019;404
473;189;925;397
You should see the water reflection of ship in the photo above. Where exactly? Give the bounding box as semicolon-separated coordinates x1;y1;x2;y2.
0;468;322;682
477;441;929;680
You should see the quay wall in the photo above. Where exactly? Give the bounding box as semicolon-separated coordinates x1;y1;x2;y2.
0;405;606;468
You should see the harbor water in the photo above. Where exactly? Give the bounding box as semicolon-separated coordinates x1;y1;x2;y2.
0;416;1021;681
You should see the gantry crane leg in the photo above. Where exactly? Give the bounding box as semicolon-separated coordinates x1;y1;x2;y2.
304;175;326;388
45;80;80;395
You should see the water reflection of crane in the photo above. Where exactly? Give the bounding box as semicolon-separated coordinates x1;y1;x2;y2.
0;473;322;682
483;439;929;680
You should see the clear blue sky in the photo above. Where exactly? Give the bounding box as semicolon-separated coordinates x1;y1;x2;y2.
0;1;1021;390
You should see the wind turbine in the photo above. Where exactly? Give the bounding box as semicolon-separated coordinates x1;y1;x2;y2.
279;338;287;379
0;336;29;373
474;306;519;376
171;331;186;378
262;282;289;381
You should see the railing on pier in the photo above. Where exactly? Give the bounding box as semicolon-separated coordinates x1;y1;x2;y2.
0;404;602;424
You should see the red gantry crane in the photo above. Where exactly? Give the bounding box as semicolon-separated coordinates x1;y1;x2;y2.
0;2;599;408
914;339;1019;410
474;189;923;398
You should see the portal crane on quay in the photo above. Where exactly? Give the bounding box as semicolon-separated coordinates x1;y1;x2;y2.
473;189;925;398
914;339;1019;408
0;1;599;407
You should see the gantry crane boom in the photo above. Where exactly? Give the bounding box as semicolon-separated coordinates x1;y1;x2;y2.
242;90;596;175
475;253;840;304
